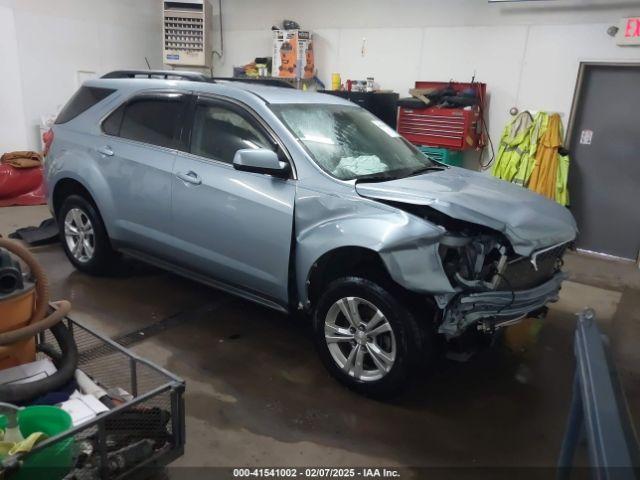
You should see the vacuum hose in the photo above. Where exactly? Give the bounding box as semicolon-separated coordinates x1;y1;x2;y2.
0;238;77;403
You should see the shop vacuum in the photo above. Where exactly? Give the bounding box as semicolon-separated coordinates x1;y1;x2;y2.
0;238;77;403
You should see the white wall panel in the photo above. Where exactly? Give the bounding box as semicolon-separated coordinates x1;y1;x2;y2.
2;0;162;150
0;6;28;152
14;12;101;149
337;28;423;96
212;29;273;77
519;23;640;119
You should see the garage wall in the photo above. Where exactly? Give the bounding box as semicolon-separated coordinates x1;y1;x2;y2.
210;0;640;169
0;0;163;152
0;6;29;152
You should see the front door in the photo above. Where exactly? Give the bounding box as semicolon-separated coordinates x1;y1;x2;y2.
100;92;188;257
171;97;295;305
569;64;640;260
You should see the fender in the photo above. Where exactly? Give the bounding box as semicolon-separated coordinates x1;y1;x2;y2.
294;187;456;307
46;133;120;240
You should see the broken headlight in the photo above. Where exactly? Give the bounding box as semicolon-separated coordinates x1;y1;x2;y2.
439;233;509;291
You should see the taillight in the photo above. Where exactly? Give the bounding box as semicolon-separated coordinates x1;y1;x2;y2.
43;128;54;157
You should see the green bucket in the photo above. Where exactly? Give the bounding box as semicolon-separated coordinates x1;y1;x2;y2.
15;406;74;480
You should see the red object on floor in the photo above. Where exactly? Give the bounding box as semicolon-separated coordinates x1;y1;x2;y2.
0;164;46;207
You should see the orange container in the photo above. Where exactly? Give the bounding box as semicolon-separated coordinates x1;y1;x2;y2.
0;285;37;369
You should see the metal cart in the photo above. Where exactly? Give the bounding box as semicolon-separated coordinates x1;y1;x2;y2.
1;316;185;479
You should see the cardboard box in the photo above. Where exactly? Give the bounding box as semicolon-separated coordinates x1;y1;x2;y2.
272;29;314;79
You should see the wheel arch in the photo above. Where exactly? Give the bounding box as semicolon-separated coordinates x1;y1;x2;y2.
51;173;118;244
294;211;456;311
49;158;118;234
52;178;96;217
306;246;392;309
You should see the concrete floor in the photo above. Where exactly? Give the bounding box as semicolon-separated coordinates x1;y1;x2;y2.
1;205;639;473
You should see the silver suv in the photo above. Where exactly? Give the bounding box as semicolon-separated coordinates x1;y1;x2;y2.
44;70;577;397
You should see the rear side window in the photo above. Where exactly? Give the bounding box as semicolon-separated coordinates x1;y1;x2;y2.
55;87;115;124
102;104;124;136
118;97;184;148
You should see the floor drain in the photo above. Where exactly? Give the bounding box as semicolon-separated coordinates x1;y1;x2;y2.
114;298;230;348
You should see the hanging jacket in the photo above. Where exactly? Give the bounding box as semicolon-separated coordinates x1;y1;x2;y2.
556;152;570;206
491;112;533;182
528;113;562;201
513;112;548;187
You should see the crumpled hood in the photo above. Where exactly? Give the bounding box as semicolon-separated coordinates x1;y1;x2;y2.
356;167;577;256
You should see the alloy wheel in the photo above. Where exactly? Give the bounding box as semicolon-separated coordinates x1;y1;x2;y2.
324;296;397;382
64;208;95;263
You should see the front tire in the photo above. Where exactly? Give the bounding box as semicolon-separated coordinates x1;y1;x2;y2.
312;277;427;398
58;195;119;275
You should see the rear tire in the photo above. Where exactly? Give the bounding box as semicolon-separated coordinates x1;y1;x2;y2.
312;276;429;399
58;195;119;275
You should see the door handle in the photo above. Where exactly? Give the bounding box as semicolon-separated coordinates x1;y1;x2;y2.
97;146;114;157
176;170;202;186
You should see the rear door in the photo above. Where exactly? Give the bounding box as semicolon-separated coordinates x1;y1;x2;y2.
100;91;188;257
170;95;296;305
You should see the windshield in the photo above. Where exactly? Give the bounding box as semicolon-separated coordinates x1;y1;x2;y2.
270;103;439;181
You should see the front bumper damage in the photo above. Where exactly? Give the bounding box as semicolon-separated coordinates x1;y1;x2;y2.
438;272;567;338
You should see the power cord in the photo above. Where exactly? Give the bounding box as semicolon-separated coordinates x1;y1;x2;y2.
476;84;495;170
478;110;495;170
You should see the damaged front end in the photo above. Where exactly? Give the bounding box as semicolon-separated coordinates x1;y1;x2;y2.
391;202;569;338
438;230;568;338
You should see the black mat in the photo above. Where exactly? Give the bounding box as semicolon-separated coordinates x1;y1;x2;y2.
9;218;59;246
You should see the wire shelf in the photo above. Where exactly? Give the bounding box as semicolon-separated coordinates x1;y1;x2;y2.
1;316;185;479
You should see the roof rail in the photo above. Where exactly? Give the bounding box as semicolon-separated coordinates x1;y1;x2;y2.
101;70;211;82
212;77;296;89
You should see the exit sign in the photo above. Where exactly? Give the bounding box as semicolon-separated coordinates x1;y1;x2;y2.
617;17;640;46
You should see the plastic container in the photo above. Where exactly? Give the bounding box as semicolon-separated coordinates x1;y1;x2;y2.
16;406;73;480
331;73;341;90
0;285;36;369
418;145;464;167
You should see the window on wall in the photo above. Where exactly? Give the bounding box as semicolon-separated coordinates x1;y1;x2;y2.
114;96;184;148
190;102;271;164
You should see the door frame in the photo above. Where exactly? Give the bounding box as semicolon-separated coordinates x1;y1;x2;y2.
566;61;640;263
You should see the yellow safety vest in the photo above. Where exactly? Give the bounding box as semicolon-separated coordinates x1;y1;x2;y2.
513;112;548;187
492;112;532;182
493;111;570;206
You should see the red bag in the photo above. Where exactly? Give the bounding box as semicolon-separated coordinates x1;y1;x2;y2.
0;164;46;207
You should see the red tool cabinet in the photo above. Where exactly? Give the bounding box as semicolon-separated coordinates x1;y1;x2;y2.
397;81;486;151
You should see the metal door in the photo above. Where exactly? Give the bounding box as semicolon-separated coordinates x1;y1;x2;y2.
568;64;640;260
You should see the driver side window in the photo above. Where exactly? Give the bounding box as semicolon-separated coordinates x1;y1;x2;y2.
190;102;271;164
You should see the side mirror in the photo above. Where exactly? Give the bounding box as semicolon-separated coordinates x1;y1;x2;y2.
232;148;290;178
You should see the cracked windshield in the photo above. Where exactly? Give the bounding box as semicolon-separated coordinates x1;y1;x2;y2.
271;104;438;180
